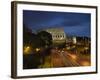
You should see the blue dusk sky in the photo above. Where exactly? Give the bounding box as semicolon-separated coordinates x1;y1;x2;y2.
23;10;91;37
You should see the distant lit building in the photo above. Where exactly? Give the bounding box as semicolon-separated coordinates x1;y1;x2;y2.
66;36;77;44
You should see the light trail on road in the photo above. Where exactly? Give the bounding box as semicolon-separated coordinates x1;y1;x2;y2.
58;51;80;67
40;48;91;68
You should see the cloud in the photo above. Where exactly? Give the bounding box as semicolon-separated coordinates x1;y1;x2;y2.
23;10;90;37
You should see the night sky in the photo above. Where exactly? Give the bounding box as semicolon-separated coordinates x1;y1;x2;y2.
23;10;91;37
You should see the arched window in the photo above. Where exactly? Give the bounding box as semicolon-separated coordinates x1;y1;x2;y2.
62;34;64;38
58;35;59;38
56;35;58;38
60;35;62;38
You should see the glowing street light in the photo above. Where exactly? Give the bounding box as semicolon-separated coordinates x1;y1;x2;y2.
68;54;77;60
24;46;31;54
71;55;77;60
36;48;40;52
81;61;90;66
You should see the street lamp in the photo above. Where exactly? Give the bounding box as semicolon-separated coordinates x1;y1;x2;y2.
36;48;40;52
24;46;31;54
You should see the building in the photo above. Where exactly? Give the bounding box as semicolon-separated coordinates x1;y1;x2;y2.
37;28;66;47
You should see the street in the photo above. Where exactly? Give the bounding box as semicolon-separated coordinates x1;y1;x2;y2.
40;47;91;68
